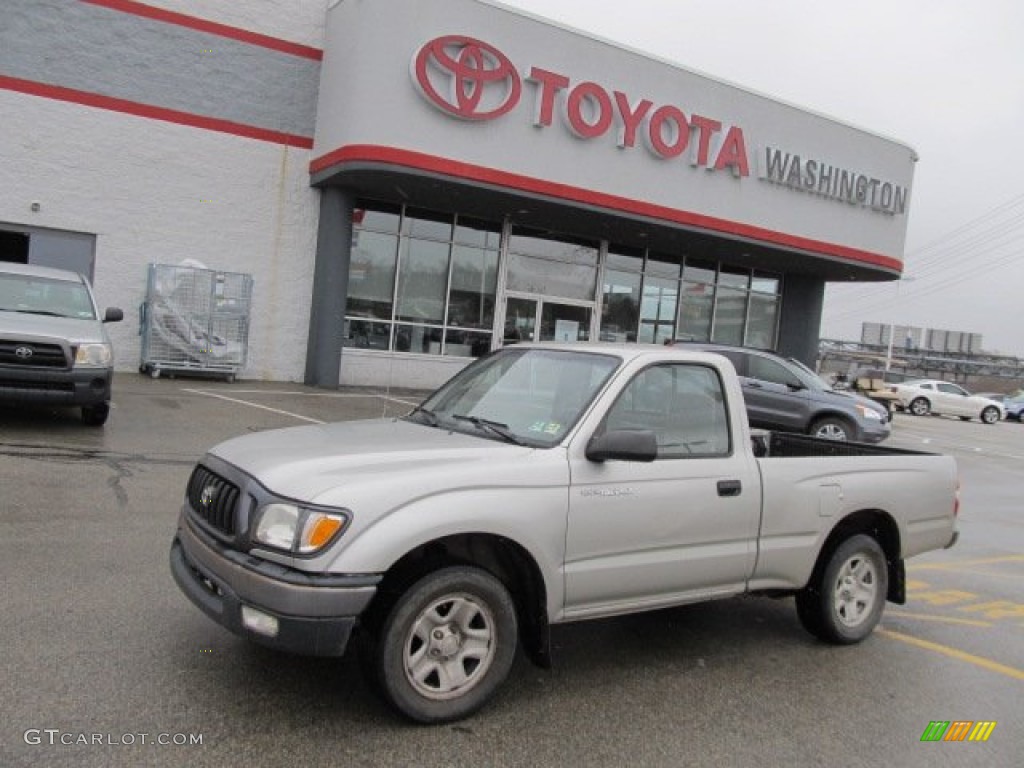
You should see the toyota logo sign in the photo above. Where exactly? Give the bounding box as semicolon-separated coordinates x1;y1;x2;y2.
15;346;33;359
412;35;521;120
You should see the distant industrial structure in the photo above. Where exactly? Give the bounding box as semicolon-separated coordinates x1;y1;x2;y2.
860;322;984;355
817;323;1023;389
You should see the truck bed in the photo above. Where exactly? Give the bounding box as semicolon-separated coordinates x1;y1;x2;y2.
753;431;932;458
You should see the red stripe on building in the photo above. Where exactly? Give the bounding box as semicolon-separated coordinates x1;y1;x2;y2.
0;75;314;149
81;0;323;60
310;144;904;273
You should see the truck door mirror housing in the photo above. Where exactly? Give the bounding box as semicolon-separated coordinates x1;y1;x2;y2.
586;430;658;463
103;307;124;323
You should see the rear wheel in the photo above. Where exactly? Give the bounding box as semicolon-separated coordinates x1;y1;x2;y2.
909;397;930;416
81;402;110;426
810;416;851;441
795;534;887;644
373;566;518;723
980;406;1000;425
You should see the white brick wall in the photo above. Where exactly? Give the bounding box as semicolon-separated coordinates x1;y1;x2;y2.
144;0;330;48
0;90;319;381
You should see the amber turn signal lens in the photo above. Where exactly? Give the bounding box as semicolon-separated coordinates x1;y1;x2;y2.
306;515;343;549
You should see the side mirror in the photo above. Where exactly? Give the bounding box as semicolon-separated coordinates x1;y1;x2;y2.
586;429;658;463
103;307;124;323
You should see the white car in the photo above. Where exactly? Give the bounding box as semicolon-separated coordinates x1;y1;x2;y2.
891;379;1005;424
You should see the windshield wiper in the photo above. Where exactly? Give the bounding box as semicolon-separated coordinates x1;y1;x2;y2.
451;414;526;445
406;405;440;427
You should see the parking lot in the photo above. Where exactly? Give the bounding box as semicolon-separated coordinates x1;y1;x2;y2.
1;374;1021;767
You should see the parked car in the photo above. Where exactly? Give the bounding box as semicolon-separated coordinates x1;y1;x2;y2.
1001;393;1024;422
679;343;891;442
889;379;1005;424
0;262;123;425
171;343;958;722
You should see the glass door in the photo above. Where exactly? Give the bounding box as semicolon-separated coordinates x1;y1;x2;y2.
502;295;593;344
539;301;591;342
504;296;537;343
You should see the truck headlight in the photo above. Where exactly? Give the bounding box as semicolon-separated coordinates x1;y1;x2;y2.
74;343;112;367
252;502;349;555
856;404;884;421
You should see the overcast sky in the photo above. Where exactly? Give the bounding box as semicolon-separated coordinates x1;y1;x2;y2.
501;0;1024;357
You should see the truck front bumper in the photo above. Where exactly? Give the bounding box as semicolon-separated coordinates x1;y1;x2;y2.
0;365;112;406
170;519;380;657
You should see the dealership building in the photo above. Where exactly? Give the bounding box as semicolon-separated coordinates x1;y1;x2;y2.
1;0;915;388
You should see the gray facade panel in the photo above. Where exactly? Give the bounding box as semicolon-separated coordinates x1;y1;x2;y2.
1;0;319;139
775;275;824;368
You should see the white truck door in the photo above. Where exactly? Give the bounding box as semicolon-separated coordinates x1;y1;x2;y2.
563;362;761;619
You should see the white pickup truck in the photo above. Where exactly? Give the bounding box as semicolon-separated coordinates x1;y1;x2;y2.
170;344;959;722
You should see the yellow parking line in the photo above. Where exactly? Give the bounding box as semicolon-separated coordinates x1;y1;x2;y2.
886;612;993;628
909;555;1024;572
878;628;1024;681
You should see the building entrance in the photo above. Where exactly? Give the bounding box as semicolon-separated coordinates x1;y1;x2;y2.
503;295;593;344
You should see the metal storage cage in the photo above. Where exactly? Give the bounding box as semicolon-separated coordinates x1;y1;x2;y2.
139;263;253;381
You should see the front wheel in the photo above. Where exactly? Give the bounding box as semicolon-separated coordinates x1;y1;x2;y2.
980;406;1000;425
795;534;888;644
909;397;930;416
810;416;851;441
373;566;518;723
81;402;110;426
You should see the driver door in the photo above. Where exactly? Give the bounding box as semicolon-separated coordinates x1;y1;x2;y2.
563;362;761;619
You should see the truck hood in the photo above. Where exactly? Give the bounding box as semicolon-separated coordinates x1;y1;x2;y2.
0;310;107;344
209;418;536;503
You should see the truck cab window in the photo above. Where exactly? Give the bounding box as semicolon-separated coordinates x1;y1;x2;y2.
604;364;730;458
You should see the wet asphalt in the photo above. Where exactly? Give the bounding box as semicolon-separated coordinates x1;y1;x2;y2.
1;374;1021;767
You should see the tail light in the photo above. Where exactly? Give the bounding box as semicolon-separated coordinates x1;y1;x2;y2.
954;478;961;517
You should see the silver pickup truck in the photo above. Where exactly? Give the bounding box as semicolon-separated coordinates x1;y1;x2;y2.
170;344;959;723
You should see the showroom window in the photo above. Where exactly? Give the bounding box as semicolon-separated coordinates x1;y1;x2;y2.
344;203;500;357
601;246;782;349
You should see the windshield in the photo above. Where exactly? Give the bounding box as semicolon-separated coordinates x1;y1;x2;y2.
410;347;621;447
0;273;96;319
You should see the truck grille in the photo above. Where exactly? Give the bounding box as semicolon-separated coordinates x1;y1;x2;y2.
0;340;68;368
187;464;240;537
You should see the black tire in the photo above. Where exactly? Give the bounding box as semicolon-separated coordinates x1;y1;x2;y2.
809;416;851;441
795;534;888;645
980;406;1000;425
81;402;110;427
373;566;518;723
909;397;930;416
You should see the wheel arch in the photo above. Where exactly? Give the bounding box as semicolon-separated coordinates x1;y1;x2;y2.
808;411;855;435
808;509;905;604
360;532;551;668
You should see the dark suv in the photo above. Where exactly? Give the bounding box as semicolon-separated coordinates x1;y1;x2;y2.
679;343;891;443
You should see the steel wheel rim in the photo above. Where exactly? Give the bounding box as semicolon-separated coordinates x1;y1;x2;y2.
911;400;928;415
832;554;879;628
982;408;997;424
403;593;497;701
816;423;847;441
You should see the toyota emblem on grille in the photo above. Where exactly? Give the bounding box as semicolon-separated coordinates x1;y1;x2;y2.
200;486;216;506
15;346;34;359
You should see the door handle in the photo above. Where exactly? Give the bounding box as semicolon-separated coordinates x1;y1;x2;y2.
717;479;742;497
